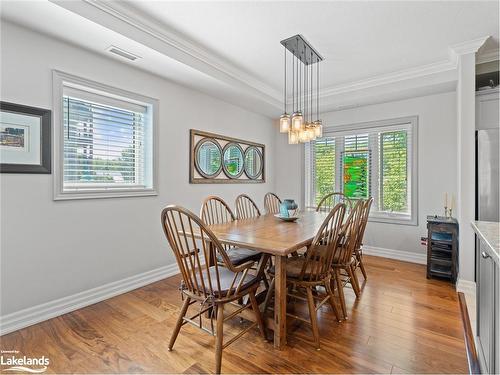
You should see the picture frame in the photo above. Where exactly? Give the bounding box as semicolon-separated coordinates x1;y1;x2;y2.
190;129;265;184
0;101;51;174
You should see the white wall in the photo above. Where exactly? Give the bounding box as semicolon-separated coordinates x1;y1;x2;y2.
275;91;458;256
0;22;275;316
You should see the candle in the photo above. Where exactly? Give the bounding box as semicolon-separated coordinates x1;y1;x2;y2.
444;192;448;207
450;195;455;210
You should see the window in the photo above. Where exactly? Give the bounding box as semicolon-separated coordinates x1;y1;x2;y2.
53;71;157;200
305;116;418;225
312;137;336;205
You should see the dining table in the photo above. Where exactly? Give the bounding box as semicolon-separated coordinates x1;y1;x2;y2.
204;208;329;350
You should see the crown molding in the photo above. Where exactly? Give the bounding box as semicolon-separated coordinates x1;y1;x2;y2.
321;59;456;99
42;2;496;117
449;36;490;59
477;49;499;64
50;0;282;110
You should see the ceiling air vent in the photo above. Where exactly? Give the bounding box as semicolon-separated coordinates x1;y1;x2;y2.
106;46;141;61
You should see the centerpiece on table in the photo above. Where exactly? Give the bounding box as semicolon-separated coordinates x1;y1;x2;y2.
275;199;299;222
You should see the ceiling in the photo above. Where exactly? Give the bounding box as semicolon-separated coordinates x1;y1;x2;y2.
126;0;500;89
1;1;499;117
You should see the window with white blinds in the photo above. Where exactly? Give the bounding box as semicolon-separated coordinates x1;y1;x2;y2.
53;72;157;200
305;116;418;225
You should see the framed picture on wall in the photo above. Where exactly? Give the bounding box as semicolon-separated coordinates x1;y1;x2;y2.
0;101;51;173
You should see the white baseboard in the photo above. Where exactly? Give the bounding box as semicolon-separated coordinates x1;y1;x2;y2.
0;263;179;336
363;245;427;264
456;278;476;295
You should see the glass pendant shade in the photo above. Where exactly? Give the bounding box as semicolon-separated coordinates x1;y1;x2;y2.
308;127;316;141
313;121;323;137
288;130;299;144
304;125;313;141
279;114;291;133
298;128;308;143
291;111;303;131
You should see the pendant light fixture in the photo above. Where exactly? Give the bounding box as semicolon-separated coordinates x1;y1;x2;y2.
279;44;290;133
279;35;323;145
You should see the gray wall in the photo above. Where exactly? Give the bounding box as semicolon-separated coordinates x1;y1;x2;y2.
275;91;458;256
0;22;276;316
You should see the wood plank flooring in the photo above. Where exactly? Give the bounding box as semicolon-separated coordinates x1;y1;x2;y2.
0;256;468;374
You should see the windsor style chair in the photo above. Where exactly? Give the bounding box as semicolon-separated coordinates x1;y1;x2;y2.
235;194;261;219
264;203;346;349
331;200;364;319
264;192;282;214
316;192;353;212
200;196;262;266
161;205;267;374
352;197;373;280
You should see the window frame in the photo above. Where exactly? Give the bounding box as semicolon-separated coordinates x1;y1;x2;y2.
52;70;158;200
305;116;418;226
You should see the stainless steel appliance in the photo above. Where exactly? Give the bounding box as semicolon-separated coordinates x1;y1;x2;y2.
477;128;499;221
475;88;499;374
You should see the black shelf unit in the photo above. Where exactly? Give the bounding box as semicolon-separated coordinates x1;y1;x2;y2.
426;215;459;283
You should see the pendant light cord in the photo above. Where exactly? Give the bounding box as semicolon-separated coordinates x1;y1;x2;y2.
283;45;287;114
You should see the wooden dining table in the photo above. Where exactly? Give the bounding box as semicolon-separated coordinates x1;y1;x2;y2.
204;209;329;350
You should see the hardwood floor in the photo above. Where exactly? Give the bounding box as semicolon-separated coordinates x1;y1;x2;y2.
0;256;468;374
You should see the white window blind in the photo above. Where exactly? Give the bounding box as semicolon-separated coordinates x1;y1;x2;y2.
53;71;157;200
63;94;146;191
306;117;417;225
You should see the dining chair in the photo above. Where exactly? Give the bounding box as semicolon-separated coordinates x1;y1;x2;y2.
200;196;262;266
264;203;346;349
161;205;267;374
316;192;353;212
352;197;373;280
331;200;364;319
235;194;261;219
264;192;282;214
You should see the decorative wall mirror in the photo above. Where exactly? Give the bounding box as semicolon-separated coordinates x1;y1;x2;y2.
194;138;222;178
190;129;265;184
244;146;263;179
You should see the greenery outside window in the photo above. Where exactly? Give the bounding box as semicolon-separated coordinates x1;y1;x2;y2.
305;116;418;225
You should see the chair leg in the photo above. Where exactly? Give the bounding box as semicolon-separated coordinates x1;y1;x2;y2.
334;268;347;319
357;251;368;280
249;290;267;340
325;280;341;322
263;277;275;314
168;296;191;351
215;304;224;374
348;264;361;298
306;287;320;350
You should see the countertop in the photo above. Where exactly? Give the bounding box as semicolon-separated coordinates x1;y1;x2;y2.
471;221;500;264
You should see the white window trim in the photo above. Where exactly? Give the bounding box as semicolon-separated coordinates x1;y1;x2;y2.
52;70;159;200
305;116;418;226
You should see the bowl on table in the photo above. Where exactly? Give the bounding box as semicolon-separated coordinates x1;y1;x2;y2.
274;214;299;222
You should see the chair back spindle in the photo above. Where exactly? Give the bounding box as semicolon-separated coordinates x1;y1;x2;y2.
235;194;261;219
355;197;373;250
332;200;364;266
264;192;282;214
299;203;346;282
161;206;252;300
316;192;353;212
200;196;236;226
